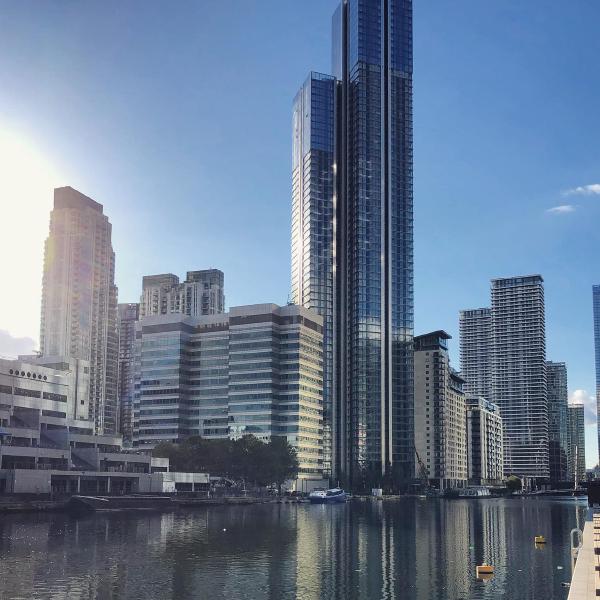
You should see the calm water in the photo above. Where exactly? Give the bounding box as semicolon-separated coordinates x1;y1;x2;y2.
0;498;587;599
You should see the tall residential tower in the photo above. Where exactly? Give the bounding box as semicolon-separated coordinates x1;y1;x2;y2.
546;361;568;483
567;403;586;484
140;270;225;318
491;275;548;479
117;302;139;444
459;308;492;401
593;285;600;457
40;187;119;434
291;0;414;488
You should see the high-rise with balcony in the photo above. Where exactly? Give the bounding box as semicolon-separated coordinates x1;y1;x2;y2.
291;0;414;488
546;361;568;483
593;285;600;457
39;187;119;435
491;275;548;479
459;308;492;401
140;270;225;318
414;331;467;490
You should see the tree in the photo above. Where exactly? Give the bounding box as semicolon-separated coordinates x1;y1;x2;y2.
506;475;522;493
153;434;299;490
263;436;299;491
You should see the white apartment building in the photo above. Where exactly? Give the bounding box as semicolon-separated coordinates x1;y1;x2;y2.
465;396;504;486
140;270;225;318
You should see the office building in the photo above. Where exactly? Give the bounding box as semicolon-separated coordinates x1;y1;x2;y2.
39;187;119;435
459;308;492;401
546;361;568;484
140;269;225;318
414;331;467;490
567;403;586;484
593;285;600;457
491;275;548;479
117;303;139;445
133;304;324;486
291;0;414;488
465;396;503;486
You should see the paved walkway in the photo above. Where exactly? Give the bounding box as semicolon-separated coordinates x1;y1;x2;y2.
568;509;598;600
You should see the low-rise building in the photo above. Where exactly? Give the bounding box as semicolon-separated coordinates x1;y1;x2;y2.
465;396;503;486
414;331;468;490
0;357;206;495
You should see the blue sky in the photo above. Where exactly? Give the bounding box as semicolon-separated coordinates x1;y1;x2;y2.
1;1;599;464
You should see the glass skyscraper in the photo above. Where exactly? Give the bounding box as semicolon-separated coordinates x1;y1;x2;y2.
291;0;414;488
593;285;600;456
546;361;568;483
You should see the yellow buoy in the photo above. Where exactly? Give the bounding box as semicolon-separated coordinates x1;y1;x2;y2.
476;564;495;578
535;535;547;544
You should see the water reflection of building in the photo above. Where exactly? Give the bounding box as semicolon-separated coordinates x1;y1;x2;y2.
468;501;509;596
414;500;471;599
0;500;588;600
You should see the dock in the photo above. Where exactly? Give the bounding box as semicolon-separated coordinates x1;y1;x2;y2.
568;507;600;599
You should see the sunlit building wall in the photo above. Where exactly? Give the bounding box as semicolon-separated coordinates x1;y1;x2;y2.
39;186;118;435
414;331;467;489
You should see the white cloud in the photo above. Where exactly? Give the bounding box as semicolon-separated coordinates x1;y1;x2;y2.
546;204;575;214
564;183;600;196
0;330;37;359
569;389;597;425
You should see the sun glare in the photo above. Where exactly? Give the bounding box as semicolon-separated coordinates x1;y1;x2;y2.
0;127;65;346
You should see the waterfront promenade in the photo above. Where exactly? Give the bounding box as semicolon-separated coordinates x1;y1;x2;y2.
569;509;600;599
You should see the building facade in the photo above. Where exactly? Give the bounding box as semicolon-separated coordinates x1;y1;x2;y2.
567;403;586;484
117;303;140;445
133;304;324;484
0;358;208;496
291;0;414;488
465;396;503;486
140;270;225;318
491;275;548;479
593;285;600;458
414;332;467;490
291;72;336;478
459;308;492;401
546;361;568;484
39;187;119;435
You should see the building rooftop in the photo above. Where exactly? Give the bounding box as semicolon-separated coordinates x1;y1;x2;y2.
54;186;103;214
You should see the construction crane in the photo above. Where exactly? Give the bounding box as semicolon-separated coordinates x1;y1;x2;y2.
414;446;430;490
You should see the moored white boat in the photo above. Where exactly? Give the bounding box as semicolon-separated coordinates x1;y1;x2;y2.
309;488;348;504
